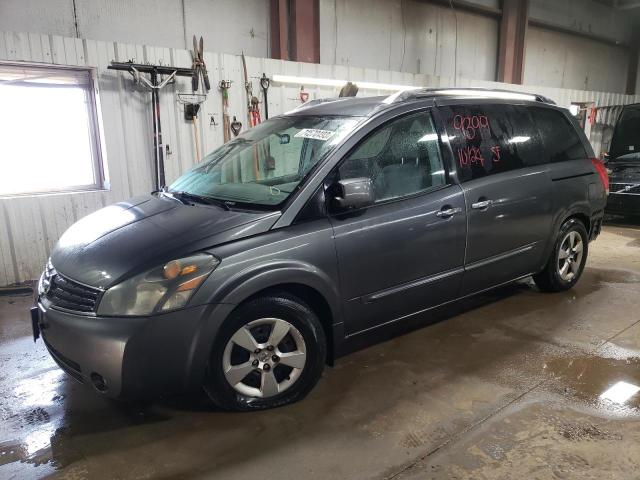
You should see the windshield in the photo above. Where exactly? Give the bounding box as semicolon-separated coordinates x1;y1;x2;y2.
169;115;360;208
610;106;640;161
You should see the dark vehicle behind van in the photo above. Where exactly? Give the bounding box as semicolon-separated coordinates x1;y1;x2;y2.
606;103;640;216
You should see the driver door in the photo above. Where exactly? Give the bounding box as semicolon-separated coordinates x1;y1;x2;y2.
328;110;467;335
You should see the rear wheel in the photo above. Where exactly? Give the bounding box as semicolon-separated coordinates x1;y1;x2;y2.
533;218;588;292
204;293;326;411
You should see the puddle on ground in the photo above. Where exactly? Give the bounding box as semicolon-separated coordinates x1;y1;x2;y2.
588;268;640;284
593;268;640;284
543;352;640;417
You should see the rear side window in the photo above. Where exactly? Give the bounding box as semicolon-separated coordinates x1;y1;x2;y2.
440;104;543;182
529;107;588;162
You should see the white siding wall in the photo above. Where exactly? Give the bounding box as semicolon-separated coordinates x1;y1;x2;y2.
524;26;629;94
1;0;635;93
320;0;635;93
319;0;499;79
529;0;632;45
0;0;270;57
0;30;638;286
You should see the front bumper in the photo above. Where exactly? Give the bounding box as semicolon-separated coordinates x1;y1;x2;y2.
34;299;233;398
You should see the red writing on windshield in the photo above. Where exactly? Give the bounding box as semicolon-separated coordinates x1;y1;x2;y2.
452;115;490;140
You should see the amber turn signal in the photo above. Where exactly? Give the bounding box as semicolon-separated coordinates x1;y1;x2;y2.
163;260;182;279
176;273;208;292
180;264;197;276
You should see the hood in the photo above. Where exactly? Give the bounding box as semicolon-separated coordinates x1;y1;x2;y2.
50;195;279;289
609;161;640;184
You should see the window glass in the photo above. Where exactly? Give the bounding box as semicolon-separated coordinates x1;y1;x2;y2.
440;104;542;182
0;63;104;195
337;111;446;202
609;105;640;161
529;106;588;162
171;116;359;208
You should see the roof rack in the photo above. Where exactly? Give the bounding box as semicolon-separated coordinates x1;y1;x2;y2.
386;87;556;105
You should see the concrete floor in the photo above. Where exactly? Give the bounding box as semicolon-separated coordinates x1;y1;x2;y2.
1;220;640;480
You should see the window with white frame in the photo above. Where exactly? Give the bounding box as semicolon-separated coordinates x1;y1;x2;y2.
0;63;106;196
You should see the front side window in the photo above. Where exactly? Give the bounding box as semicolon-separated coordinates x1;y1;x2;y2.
170;115;359;208
0;63;105;196
440;104;543;182
337;111;446;202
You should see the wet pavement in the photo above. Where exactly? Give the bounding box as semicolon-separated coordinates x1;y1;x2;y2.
1;220;640;479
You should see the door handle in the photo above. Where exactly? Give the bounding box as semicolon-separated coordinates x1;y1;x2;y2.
471;199;494;210
436;207;462;218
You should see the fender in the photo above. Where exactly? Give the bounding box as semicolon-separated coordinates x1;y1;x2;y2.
183;260;343;390
212;259;342;324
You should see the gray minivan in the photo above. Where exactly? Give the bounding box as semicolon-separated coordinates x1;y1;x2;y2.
32;88;608;410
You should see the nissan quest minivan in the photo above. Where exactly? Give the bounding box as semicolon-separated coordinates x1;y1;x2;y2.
32;88;608;410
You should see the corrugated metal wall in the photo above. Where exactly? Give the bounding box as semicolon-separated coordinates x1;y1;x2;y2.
0;29;638;286
319;0;499;79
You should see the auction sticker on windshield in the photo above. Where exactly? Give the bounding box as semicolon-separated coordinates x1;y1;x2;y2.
294;129;335;141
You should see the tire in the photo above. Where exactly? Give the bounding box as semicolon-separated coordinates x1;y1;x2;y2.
204;293;326;411
533;218;589;292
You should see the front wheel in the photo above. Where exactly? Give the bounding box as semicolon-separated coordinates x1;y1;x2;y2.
204;293;326;411
533;218;589;292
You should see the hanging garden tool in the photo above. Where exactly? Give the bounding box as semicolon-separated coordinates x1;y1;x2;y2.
260;73;270;119
230;116;242;137
241;52;262;128
177;93;207;162
184;35;211;162
250;96;261;126
108;61;195;190
241;52;262;179
191;35;211;93
299;86;309;103
219;80;232;142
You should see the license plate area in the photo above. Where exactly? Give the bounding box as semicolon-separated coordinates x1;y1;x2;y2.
30;306;41;341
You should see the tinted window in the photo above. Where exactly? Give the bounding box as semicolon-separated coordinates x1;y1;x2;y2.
529;107;588;162
440;104;543;182
338;111;446;202
609;105;640;160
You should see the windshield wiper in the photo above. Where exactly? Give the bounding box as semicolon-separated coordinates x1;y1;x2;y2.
169;191;231;210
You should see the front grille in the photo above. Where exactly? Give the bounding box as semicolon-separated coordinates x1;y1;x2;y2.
610;183;640;194
45;272;101;313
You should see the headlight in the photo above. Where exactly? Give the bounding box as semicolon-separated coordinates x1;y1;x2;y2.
97;253;219;316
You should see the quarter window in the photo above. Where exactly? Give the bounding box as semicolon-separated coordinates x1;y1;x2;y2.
529;106;588;162
0;63;105;196
338;111;446;202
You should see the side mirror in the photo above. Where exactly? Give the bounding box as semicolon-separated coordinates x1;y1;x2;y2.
330;178;374;210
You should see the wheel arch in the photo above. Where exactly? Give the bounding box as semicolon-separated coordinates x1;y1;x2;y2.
538;208;592;274
565;212;590;233
234;283;337;365
194;261;342;374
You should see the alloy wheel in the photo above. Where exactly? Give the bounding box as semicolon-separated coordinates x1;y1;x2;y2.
222;318;307;398
557;230;584;282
